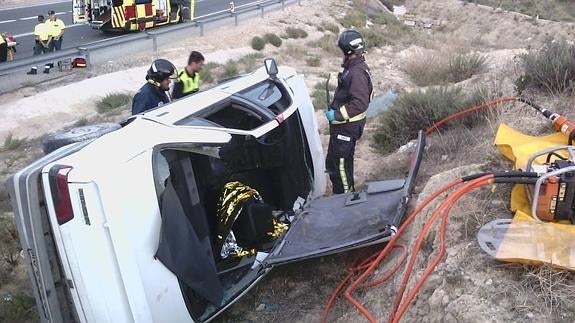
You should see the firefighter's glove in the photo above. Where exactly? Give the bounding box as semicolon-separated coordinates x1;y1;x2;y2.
325;109;336;122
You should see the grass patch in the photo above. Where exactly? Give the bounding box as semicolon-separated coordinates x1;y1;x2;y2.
2;133;25;152
222;60;239;79
237;53;265;73
373;86;488;153
311;80;336;110
306;56;321;67
309;34;340;56
515;39;575;95
284;27;308;39
199;62;219;84
0;293;37;322
251;36;266;51
340;9;367;28
263;33;282;47
96;92;131;113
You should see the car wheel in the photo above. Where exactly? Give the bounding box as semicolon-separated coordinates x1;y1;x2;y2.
42;122;121;154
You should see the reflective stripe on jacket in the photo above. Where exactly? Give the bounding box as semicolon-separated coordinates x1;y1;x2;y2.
329;55;373;125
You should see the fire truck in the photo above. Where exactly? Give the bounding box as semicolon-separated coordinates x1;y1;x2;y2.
73;0;194;32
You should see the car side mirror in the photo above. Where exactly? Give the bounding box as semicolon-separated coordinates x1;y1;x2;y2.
264;58;278;79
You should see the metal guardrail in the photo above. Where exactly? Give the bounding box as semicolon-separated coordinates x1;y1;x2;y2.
0;0;300;76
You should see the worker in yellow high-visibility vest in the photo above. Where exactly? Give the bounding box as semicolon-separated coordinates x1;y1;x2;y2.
27;15;52;75
172;51;205;100
47;9;65;51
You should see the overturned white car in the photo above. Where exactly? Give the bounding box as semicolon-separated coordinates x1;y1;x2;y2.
7;59;424;322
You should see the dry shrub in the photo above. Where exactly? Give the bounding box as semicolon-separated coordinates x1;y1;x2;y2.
321;21;339;34
403;49;486;86
284;27;308;39
340;8;367;28
515;39;575;95
512;264;575;316
373;86;488;153
308;34;339;56
263;33;282;47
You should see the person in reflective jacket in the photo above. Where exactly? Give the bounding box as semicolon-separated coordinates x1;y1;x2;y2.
132;59;177;115
172;51;204;99
325;30;373;194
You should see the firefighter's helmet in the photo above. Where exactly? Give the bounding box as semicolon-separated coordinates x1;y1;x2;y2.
146;59;177;81
337;29;365;56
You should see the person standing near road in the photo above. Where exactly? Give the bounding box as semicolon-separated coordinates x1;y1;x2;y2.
325;30;373;194
172;51;204;99
47;9;65;51
132;58;177;115
0;33;7;63
27;15;52;75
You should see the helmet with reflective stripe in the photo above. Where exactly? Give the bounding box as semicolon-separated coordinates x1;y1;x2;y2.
146;59;177;82
337;29;365;56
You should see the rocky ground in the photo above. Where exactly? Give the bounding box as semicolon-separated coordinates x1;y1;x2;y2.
1;0;575;322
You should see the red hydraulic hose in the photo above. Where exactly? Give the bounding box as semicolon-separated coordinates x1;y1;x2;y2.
390;176;493;323
321;178;465;322
425;97;518;135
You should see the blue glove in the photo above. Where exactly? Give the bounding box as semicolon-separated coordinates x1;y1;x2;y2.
325;109;336;122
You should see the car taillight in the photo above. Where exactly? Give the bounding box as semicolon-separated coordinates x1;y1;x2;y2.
48;165;74;225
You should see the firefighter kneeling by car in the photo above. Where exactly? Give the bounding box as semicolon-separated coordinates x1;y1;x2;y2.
325;30;374;194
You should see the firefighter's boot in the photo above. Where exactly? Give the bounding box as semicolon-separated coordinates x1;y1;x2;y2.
27;67;37;75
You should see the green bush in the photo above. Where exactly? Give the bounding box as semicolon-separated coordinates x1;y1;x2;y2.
321;21;340;34
306;56;321;67
373;86;487;153
251;36;266;51
285;27;308;39
263;33;282;47
96;92;131;113
515;39;575;94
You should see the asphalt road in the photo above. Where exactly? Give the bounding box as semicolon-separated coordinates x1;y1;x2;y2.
0;0;257;59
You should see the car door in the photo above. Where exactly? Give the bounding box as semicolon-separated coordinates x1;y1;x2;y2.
264;130;425;265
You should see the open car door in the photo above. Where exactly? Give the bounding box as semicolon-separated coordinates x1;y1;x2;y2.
264;131;425;265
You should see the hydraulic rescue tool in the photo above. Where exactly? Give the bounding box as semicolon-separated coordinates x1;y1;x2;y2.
517;98;575;222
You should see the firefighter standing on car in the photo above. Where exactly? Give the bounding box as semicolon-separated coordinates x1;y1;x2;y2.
132;58;177;115
325;30;373;194
47;9;65;51
172;51;205;99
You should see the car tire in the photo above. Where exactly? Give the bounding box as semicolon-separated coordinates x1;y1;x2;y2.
42;123;121;154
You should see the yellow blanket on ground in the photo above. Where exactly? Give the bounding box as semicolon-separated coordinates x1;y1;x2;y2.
480;124;575;270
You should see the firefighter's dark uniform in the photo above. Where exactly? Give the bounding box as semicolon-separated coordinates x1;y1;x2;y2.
131;80;170;115
172;69;200;99
0;34;7;63
326;55;372;194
